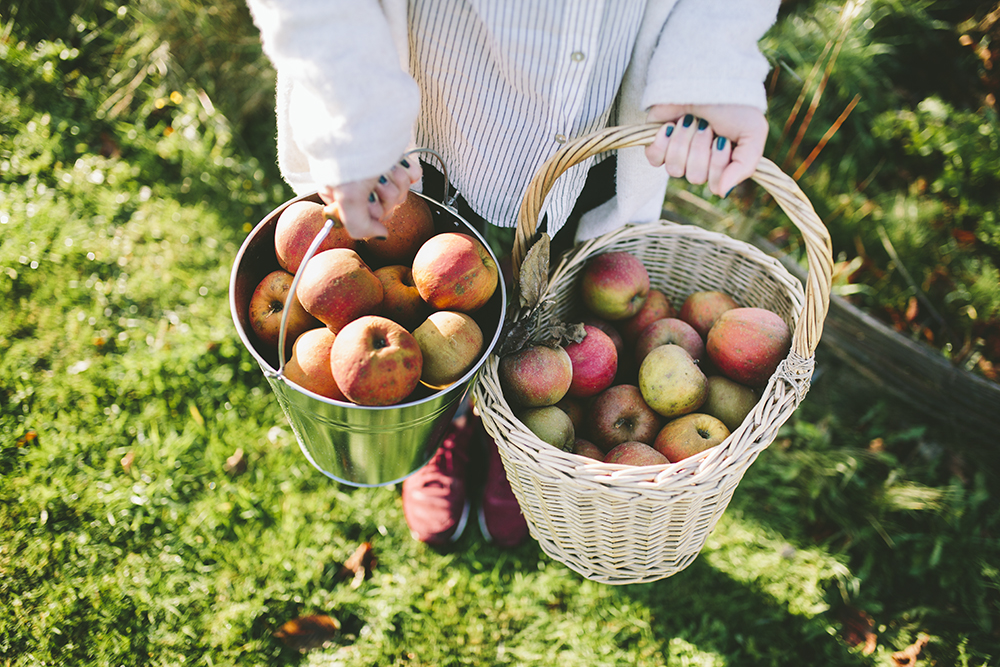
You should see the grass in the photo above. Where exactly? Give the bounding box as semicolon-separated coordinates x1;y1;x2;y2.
1;1;999;665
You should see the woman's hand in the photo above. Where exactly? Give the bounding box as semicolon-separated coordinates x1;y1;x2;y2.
318;157;423;239
644;104;768;197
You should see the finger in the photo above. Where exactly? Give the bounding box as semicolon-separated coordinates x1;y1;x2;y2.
663;114;698;179
684;119;715;185
397;155;423;184
718;136;765;196
324;182;389;239
374;172;405;211
644;122;676;168
708;135;733;196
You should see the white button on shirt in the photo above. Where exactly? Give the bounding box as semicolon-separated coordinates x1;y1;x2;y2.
409;0;647;231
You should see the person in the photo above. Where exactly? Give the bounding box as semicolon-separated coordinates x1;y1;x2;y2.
246;0;781;548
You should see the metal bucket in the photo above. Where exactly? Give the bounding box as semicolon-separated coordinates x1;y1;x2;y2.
229;189;507;487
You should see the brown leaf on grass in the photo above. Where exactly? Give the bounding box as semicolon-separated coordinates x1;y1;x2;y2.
838;606;878;655
337;542;376;589
121;451;135;473
273;614;341;652
891;634;929;666
15;430;39;447
223;448;246;476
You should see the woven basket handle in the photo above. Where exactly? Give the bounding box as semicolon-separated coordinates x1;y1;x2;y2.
511;123;833;359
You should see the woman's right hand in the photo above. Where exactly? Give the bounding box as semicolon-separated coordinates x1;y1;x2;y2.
319;157;423;239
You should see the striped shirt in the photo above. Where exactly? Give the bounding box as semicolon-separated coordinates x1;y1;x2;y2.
409;0;648;231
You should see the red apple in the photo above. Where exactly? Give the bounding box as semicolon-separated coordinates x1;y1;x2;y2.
564;324;618;398
556;395;588;435
653;413;730;462
330;315;423;406
374;264;430;330
519;406;575;451
587;384;663;453
413;310;484;389
635;317;705;367
296;248;383;332
618;289;676;344
638;344;707;418
603;441;669;466
498;344;573;407
580;251;650;321
274;200;357;274
411;232;498;313
702;375;759;431
360;191;435;265
248;269;320;358
706;307;792;387
572;438;605;461
283;327;346;401
679;290;738;339
583;317;625;361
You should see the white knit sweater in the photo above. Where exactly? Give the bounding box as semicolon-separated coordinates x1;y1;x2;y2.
247;0;779;242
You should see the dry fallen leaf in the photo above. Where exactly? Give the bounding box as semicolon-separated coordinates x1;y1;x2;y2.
337;542;376;589
16;430;39;447
838;606;877;655
121;451;135;473
273;614;341;652
891;634;929;667
224;448;246;476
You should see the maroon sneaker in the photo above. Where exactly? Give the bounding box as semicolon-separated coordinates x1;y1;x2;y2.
477;431;529;548
402;414;473;545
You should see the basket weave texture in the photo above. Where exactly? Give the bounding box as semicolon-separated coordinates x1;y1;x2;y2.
472;124;833;585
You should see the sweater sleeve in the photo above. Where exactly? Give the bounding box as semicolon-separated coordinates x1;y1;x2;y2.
246;0;420;192
640;0;780;112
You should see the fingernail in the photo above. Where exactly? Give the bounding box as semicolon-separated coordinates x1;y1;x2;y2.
374;235;388;241
697;118;709;131
682;114;694;128
724;187;734;198
378;175;388;184
368;192;376;203
400;158;411;168
716;136;727;150
665;125;674;137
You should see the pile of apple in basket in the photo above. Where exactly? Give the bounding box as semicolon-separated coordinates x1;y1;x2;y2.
247;192;499;406
501;250;791;465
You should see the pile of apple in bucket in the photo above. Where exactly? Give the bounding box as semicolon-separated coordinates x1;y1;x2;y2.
497;248;792;466
246;192;501;407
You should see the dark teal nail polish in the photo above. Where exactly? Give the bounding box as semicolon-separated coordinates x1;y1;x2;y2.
378;175;388;184
374;235;388;241
665;125;674;137
724;187;734;198
716;136;727;150
400;158;411;168
682;114;694;128
368;192;376;202
697;118;709;131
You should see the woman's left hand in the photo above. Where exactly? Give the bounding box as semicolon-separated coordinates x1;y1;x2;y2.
644;104;768;197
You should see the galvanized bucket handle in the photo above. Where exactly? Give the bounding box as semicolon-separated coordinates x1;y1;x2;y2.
272;147;454;376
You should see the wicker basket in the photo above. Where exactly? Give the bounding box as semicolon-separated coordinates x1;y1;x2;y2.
471;123;833;585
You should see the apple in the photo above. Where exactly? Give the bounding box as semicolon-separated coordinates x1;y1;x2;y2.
498;344;573;407
295;248;383;332
572;438;605;461
653;413;730;463
413;310;484;389
519;406;575;451
329;315;423;406
603;441;669;466
583;317;625;361
360;191;435;265
634;317;705;367
248;269;320;358
282;327;346;401
618;289;676;345
374;264;430;330
638;344;707;418
274;200;357;274
706;307;792;387
411;232;498;313
702;375;759;431
555;395;588;435
679;290;738;338
587;384;662;453
564;324;618;398
580;251;650;321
